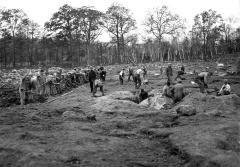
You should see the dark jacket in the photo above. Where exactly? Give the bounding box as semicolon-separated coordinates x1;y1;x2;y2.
166;66;173;76
181;66;185;72
139;91;148;102
129;68;133;75
88;70;96;82
99;70;106;81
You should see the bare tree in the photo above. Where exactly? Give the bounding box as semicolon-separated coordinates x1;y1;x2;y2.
144;5;185;61
104;3;136;63
75;6;104;65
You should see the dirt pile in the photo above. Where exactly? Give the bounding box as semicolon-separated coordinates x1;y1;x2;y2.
172;92;240;115
91;91;140;113
139;94;167;110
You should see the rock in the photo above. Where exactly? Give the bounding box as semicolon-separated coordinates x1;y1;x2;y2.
86;114;96;121
176;105;196;116
139;98;149;107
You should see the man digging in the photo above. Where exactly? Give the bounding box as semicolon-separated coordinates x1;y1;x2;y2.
194;71;213;93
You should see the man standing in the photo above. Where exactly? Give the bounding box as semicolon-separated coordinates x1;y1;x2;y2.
134;68;143;89
128;66;134;82
38;69;46;95
181;65;185;73
19;75;31;105
142;66;147;80
99;67;106;82
160;66;163;75
166;63;173;84
88;67;96;93
119;68;125;85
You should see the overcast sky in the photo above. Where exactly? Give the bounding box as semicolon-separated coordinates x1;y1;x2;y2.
1;0;240;41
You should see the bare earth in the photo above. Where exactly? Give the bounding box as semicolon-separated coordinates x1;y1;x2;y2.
0;61;239;167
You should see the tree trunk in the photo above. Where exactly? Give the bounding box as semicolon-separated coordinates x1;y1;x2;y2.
167;47;170;61
159;38;163;62
4;41;7;68
86;43;90;65
100;43;103;65
13;32;16;67
31;34;34;66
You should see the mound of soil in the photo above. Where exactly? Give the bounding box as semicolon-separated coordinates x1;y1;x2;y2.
172;92;240;115
140;95;167;110
91;91;140;113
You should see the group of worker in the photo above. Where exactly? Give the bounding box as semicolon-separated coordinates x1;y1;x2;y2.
119;65;147;89
88;66;106;97
19;67;87;105
162;63;232;108
161;63;186;108
116;63;232;108
20;62;232;107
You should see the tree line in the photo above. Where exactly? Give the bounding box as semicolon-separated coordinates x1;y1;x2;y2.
0;3;240;68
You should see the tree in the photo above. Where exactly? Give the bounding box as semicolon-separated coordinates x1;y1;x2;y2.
104;3;136;63
144;5;185;61
45;4;76;63
192;9;223;60
220;17;238;53
0;8;28;67
24;19;40;65
75;6;104;64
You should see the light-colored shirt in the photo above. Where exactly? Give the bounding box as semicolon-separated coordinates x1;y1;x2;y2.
198;72;209;83
119;71;124;77
220;84;231;93
135;69;143;75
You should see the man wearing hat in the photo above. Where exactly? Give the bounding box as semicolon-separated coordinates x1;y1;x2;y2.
128;66;134;82
133;68;143;89
165;63;173;84
119;68;125;85
38;69;46;95
99;67;106;82
88;66;96;93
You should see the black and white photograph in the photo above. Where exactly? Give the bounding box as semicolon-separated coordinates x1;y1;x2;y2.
0;0;240;166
